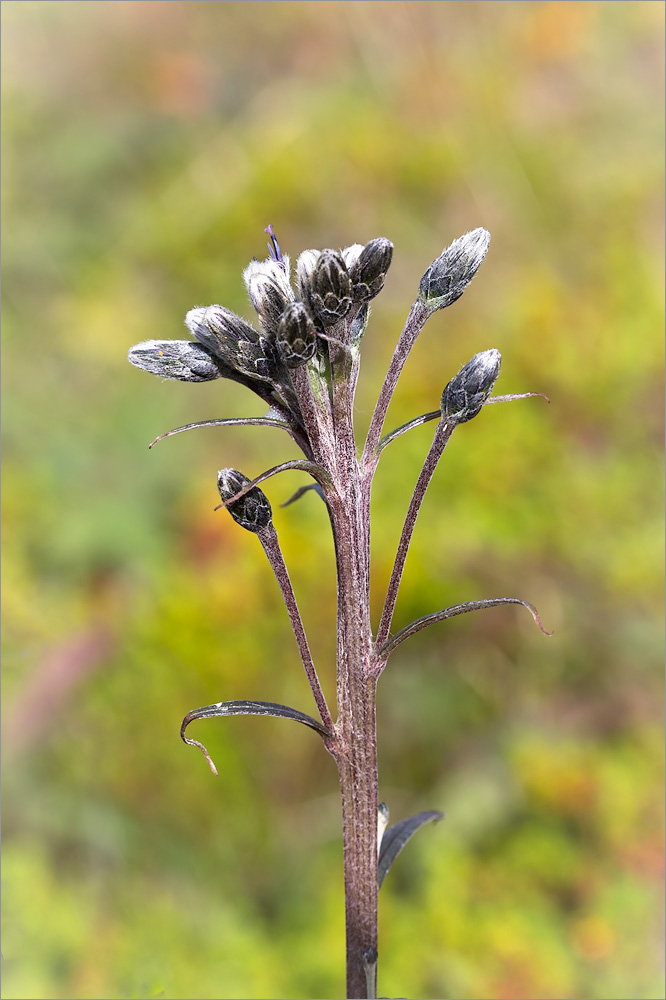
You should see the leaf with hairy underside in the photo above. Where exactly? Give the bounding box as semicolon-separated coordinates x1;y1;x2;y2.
181;700;335;775
149;416;294;449
379;597;552;658
378;810;443;889
374;410;440;456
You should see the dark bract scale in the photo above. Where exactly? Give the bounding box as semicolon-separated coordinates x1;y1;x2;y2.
440;349;501;424
217;469;273;533
277;302;317;369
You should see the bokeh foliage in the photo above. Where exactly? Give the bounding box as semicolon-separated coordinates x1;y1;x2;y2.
2;2;663;998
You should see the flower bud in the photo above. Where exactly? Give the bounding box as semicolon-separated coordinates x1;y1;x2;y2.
186;306;280;384
419;228;490;310
217;469;273;533
128;340;224;382
295;249;321;302
347;237;393;302
440;349;501;424
306;250;352;327
276;302;317;369
243;256;295;337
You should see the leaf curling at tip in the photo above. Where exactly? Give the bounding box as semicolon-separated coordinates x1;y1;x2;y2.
379;597;553;658
181;700;335;775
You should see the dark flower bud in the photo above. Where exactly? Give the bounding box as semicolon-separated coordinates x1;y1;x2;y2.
186;306;280;384
419;228;490;311
276;302;317;369
307;250;352;327
217;468;273;533
347;238;393;302
440;349;501;424
128;340;224;382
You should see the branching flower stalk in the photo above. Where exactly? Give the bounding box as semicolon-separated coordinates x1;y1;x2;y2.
129;224;551;1000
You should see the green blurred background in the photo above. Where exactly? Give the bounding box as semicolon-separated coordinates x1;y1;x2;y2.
2;2;663;998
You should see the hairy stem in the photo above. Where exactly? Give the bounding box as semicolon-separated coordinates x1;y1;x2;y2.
327;350;378;998
330;484;378;999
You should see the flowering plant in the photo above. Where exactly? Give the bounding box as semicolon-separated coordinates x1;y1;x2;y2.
129;225;550;999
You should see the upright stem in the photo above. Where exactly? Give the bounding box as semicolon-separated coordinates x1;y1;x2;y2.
328;349;379;999
331;484;378;999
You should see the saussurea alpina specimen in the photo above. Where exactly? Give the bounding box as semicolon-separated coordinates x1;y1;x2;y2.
128;225;551;1000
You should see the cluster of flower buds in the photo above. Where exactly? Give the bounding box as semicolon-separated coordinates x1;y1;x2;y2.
128;226;394;410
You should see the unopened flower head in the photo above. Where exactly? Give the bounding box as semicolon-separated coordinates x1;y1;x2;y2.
243;227;295;337
419;228;490;311
347;237;393;302
440;349;501;424
217;469;273;534
185;305;280;384
277;302;317;369
306;250;353;327
128;340;224;382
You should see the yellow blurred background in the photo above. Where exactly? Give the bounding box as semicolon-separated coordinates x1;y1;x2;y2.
2;2;663;998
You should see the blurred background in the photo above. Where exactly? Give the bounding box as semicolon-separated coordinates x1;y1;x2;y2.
2;2;663;998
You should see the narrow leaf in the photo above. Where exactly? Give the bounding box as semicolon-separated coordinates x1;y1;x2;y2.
181;699;334;775
375;410;440;456
379;597;553;658
149;416;293;449
485;391;550;406
281;483;326;508
378;810;443;889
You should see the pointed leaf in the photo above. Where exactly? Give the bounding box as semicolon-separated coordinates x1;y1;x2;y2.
379;597;553;658
181;699;334;775
375;410;440;456
485;391;550;406
281;483;326;508
378;810;443;889
149;416;294;449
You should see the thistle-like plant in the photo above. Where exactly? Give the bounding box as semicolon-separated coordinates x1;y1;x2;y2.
129;224;551;1000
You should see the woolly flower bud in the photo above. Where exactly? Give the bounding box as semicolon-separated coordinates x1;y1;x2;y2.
347;237;393;302
243;256;295;336
217;469;273;534
295;249;321;301
186;306;280;384
277;302;317;369
128;340;223;382
419;228;490;311
440;349;501;424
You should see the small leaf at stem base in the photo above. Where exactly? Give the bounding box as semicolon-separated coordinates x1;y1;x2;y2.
378;810;444;889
